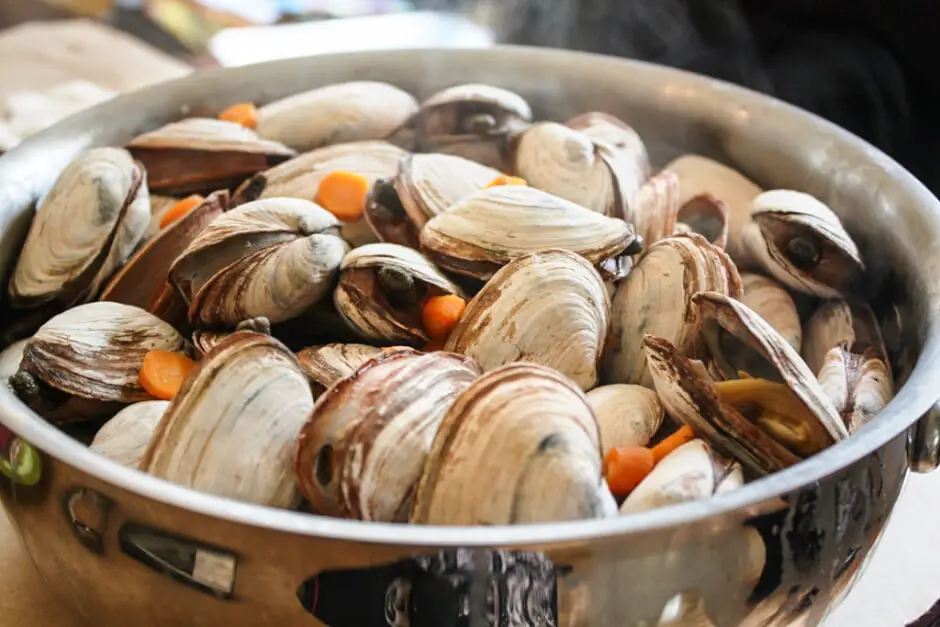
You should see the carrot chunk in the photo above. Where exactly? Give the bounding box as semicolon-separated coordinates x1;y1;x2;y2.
421;295;467;341
159;194;204;229
139;350;196;401
485;175;528;189
651;425;696;465
315;171;370;222
604;446;655;497
218;102;258;128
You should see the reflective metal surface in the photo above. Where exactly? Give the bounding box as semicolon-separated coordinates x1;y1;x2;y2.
0;47;938;626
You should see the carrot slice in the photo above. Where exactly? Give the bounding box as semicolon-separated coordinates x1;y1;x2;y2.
315;171;369;222
421;295;467;341
218;102;258;129
485;175;528;189
651;425;696;465
604;446;655;497
139;350;196;401
159;194;205;229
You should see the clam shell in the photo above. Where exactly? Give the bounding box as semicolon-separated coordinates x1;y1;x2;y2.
445;249;610;390
816;344;893;434
334;243;463;346
676;193;730;249
630;170;680;249
602;234;743;388
663;155;762;265
0;340;28;390
364;178;421;249
90;400;169;468
295;342;383;394
411;362;606;525
585;384;664;451
802;299;886;377
396;152;501;228
739;273;801;354
9;147;150;309
741;190;864;297
169;197;349;326
191;330;230;358
419;185;637;281
295;349;481;521
256;82;419;153
140;332;313;508
127;118;296;195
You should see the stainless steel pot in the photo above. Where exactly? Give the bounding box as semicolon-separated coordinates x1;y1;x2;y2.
0;46;939;627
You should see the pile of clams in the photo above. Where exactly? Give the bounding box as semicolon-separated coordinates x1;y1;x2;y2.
0;81;897;532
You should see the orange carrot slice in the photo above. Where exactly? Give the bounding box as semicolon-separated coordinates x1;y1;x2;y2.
315;171;370;222
485;175;528;189
651;425;696;465
421;295;467;341
139;350;196;401
218;103;258;129
604;446;655;497
159;194;204;229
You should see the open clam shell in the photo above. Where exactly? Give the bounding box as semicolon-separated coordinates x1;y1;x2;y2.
9;147;150;311
802;298;886;377
676;193;730;249
630;170;680;249
585;384;664;451
256;81;419;153
168;197;349;327
334;243;463;346
90;400;169;468
816;344;893;434
602;234;743;388
411;362;607;525
738;273;802;354
295;343;384;397
419;185;637;281
445;249;610;391
741;190;864;297
12;302;186;422
140;331;313;508
295;348;481;521
127;118;296;195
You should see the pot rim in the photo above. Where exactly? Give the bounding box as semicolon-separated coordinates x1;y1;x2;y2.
1;45;938;547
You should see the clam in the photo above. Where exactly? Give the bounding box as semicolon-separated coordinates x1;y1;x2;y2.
0;340;28;391
411;362;608;525
192;329;230;358
140;331;313;508
414;83;532;170
676;193;730;249
295;348;481;521
802;299;886;377
816;344;893;434
255;82;418;153
168;197;349;327
741;190;864;297
585;384;664;452
643;292;848;477
663;155;762;265
602;234;743;388
420;185;639;281
620;440;742;514
395;153;502;228
333;243;463;346
89;400;169;468
10;302;186;422
445;249;609;391
295;342;383;396
127;118;296;195
739;273;801;354
630;170;680;249
8;147;150;311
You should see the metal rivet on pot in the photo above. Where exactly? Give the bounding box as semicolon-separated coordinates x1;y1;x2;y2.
63;487;112;554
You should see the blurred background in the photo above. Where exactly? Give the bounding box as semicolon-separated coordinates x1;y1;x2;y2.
1;0;938;193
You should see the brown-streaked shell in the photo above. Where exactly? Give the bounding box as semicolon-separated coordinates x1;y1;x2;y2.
802;299;886;377
585;384;664;452
295;342;383;395
295;348;481;521
630;170;680;249
396;152;502;228
445;249;610;391
411;362;607;525
816;343;893;434
676;193;729;249
739;272;801;354
90;400;169;468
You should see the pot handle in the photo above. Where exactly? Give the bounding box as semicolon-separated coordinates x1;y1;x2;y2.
908;400;940;473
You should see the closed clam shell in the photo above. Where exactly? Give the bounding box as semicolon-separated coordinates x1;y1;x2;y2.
739;273;801;353
256;81;418;153
127;118;296;195
90;400;169;468
816;344;893;434
140;332;313;508
295;348;481;521
396;152;501;228
295;342;383;394
620;440;739;514
630;170;680;249
663;155;762;265
9;147;150;310
585;384;664;451
411;362;606;525
802;299;886;377
741;190;864;297
419;185;637;281
334;243;463;346
169;197;349;326
602;234;743;388
445;249;610;390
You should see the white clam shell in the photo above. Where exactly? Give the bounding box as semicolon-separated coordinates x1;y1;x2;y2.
256;81;418;153
816;344;893;434
801;299;885;377
411;362;606;525
630;170;680;249
397;152;502;227
129;118;295;156
585;384;664;452
90;400;169;468
739;273;801;353
296;343;383;392
140;332;313;508
446;249;610;390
